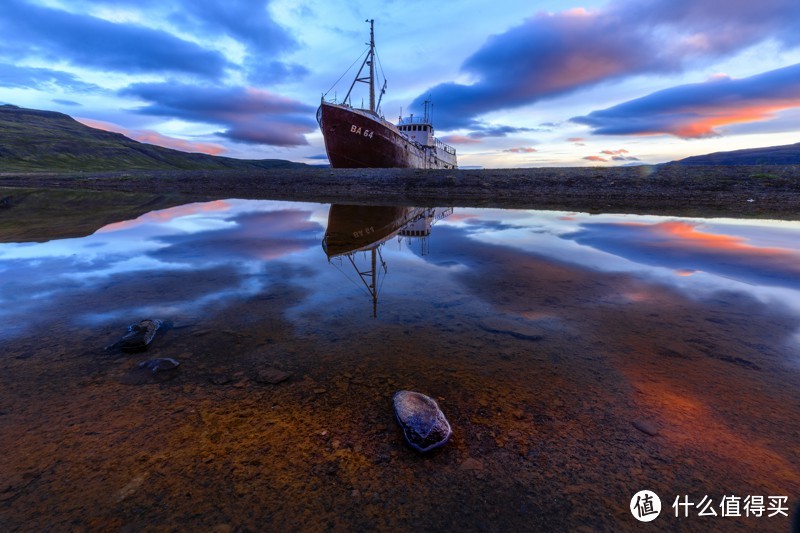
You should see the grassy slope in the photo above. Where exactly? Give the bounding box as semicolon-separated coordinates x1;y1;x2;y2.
0;105;308;171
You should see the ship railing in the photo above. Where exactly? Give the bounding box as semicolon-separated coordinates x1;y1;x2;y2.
397;116;431;125
435;138;456;155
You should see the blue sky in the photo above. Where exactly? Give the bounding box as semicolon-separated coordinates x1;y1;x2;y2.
1;0;799;167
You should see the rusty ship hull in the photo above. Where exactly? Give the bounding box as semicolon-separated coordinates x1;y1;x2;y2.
317;102;455;169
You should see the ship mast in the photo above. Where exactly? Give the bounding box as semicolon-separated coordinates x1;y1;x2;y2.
344;19;377;114
368;19;375;114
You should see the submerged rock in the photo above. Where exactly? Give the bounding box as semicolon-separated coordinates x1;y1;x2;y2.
119;357;180;385
393;390;452;452
109;319;163;353
138;357;180;372
254;367;292;385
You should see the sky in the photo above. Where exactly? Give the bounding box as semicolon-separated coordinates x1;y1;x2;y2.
1;0;799;168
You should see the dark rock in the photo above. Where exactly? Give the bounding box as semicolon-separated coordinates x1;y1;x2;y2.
209;374;232;385
632;420;659;436
119;358;180;385
393;390;452;452
108;319;163;352
0;196;11;208
139;357;180;372
254;368;292;385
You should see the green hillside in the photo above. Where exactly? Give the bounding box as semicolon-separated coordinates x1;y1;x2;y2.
0;104;307;171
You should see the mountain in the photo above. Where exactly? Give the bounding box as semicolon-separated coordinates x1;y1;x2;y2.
672;142;800;165
0;104;307;171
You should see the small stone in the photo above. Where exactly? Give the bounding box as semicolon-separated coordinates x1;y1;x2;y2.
459;457;484;471
254;368;292;385
209;374;232;385
110;319;163;353
393;390;452;452
632;420;659;436
138;357;180;373
479;317;543;341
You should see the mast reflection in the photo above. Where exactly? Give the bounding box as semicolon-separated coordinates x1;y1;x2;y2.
322;205;452;317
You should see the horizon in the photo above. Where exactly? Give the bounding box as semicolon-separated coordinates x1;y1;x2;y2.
1;1;799;168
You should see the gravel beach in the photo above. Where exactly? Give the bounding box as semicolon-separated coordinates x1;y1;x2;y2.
2;164;800;219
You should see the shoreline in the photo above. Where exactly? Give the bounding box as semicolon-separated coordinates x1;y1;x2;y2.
2;164;800;219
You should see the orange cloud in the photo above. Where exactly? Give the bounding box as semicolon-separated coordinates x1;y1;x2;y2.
77;118;226;155
668;101;800;138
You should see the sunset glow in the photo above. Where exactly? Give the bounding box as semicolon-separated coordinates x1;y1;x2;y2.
0;0;798;165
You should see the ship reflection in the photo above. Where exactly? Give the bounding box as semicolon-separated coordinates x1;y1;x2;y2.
322;204;453;317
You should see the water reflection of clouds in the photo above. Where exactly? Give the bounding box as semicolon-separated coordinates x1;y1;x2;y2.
565;219;800;290
0;200;327;339
433;209;800;328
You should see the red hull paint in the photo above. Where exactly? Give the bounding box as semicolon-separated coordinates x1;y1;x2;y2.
318;102;456;169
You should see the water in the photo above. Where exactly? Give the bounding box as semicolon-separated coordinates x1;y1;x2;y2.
1;199;799;530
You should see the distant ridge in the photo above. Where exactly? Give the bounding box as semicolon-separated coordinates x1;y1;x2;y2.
0;104;307;171
671;142;800;165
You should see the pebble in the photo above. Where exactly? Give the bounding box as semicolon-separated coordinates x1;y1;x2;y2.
254;368;292;385
459;457;484;471
632;420;659;436
393;390;452;452
139;357;180;373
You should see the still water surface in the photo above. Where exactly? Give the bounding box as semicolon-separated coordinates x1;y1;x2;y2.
1;199;799;530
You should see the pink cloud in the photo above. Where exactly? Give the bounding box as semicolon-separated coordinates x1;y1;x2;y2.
502;147;538;153
573;63;800;138
439;134;482;144
583;155;608;162
78;118;226;155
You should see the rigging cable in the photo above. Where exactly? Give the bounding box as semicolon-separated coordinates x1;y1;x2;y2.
323;47;369;99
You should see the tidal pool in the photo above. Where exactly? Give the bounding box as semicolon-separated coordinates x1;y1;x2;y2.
1;199;799;530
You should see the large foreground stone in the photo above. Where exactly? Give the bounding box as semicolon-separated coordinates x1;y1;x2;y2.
393;390;452;452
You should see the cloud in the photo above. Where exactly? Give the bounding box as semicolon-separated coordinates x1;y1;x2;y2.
412;0;800;129
52;99;82;107
0;0;230;79
571;63;800;138
467;124;537;139
163;0;308;83
0;63;99;92
77;118;226;155
502;147;537;153
439;134;482;145
583;155;608;162
6;0;308;85
120;82;316;147
601;149;629;155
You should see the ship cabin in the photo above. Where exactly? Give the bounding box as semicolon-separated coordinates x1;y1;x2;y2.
396;114;457;157
397;115;435;146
